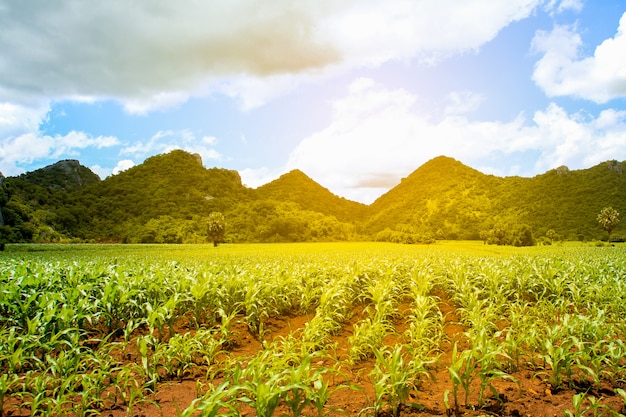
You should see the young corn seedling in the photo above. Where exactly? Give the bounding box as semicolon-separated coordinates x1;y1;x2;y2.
470;328;518;407
445;342;475;414
348;317;392;363
403;294;444;357
370;345;433;417
179;381;239;417
114;363;152;415
136;334;159;390
615;388;626;415
0;373;20;417
233;362;287;417
282;354;319;417
535;338;579;391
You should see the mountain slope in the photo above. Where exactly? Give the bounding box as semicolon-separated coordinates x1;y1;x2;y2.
364;156;502;238
77;150;251;240
364;156;626;241
255;170;367;223
1;151;624;244
509;161;626;240
0;160;101;242
19;159;101;191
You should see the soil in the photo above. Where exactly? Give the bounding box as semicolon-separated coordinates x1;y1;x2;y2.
6;294;625;417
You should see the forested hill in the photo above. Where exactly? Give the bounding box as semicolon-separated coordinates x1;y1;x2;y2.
256;170;367;223
0;150;360;243
0;150;624;244
364;156;626;242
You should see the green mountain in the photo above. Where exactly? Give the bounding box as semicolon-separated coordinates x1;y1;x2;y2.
19;159;101;191
76;150;252;242
364;156;626;242
1;151;624;245
255;169;367;223
0;160;101;242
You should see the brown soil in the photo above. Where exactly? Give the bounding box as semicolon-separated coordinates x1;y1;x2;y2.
5;296;625;417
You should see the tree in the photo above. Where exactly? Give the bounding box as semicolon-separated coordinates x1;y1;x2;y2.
546;229;557;244
207;212;226;246
597;207;620;243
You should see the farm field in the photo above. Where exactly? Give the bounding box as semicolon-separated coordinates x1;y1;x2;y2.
1;242;626;417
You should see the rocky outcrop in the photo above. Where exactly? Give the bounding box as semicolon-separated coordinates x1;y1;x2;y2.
19;160;101;191
606;160;623;174
556;165;570;176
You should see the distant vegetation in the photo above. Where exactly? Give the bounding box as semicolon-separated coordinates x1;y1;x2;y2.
0;150;624;246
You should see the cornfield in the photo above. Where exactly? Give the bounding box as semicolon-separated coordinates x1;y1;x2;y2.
1;242;625;416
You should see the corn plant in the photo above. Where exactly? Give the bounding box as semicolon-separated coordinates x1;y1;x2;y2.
136;334;159;390
186;275;218;329
281;354;320;417
535;337;579;391
564;392;589;417
369;345;433;417
445;342;475;414
114;363;152;414
615;388;626;416
179;381;239;417
301;284;351;351
403;293;444;357
470;327;517;406
143;294;180;341
155;328;223;381
0;373;20;417
348;317;392;363
604;340;626;386
232;361;287;417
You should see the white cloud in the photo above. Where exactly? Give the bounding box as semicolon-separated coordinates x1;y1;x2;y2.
112;160;135;175
89;165;107;180
544;0;584;15
444;91;485;115
0;0;544;112
532;13;626;103
0;102;49;138
287;78;626;203
239;166;286;189
120;129;222;166
0;129;120;176
320;0;540;66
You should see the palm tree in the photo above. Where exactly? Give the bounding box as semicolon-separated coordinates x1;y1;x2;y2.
597;207;620;244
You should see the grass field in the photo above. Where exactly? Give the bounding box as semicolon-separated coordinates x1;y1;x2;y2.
1;241;626;416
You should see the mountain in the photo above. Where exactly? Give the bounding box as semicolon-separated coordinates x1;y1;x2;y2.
76;150;252;241
363;156;626;241
18;159;101;191
364;156;501;237
255;170;367;223
0;160;100;242
1;151;624;244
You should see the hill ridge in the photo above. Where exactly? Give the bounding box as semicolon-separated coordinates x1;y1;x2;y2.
1;150;624;244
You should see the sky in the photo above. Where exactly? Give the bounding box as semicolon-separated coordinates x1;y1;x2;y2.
1;1;626;204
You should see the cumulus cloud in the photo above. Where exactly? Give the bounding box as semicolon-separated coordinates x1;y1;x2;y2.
0;0;545;112
112;160;135;176
121;129;222;165
0;130;120;176
0;102;49;138
444;91;485;116
320;0;540;66
543;0;584;15
239;166;287;190
532;13;626;103
285;78;626;203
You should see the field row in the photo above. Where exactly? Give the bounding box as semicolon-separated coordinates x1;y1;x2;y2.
1;243;626;416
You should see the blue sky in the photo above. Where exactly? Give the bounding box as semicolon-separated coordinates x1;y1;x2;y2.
1;0;625;203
